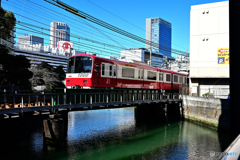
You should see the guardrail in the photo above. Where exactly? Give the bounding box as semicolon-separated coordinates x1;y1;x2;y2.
0;89;181;116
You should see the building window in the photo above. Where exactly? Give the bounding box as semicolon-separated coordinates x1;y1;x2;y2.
122;67;134;78
147;71;156;80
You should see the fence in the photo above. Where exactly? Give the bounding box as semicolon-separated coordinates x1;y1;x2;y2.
191;86;229;99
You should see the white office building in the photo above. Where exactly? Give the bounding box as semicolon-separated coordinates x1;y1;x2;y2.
18;34;44;48
119;48;164;67
190;1;229;98
50;22;70;48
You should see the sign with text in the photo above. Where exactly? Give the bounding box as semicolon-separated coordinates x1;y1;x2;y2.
217;48;229;65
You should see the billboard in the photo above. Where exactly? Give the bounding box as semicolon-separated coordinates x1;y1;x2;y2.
217;48;229;65
57;41;73;53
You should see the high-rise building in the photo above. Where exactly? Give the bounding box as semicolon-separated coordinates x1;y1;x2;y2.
146;17;172;57
50;22;70;48
18;34;44;48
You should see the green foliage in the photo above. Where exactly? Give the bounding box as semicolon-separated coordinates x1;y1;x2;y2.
30;62;66;91
0;7;16;39
202;92;214;98
0;48;33;90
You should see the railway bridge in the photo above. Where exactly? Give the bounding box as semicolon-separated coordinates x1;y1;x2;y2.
0;89;183;148
0;89;182;117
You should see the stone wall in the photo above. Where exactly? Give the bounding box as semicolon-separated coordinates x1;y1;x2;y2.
182;95;230;130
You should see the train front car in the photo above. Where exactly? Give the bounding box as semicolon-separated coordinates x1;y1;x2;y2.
66;55;94;89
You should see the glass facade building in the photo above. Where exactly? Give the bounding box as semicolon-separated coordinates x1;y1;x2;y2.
146;17;172;58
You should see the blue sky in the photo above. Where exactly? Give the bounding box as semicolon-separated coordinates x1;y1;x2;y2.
1;0;227;58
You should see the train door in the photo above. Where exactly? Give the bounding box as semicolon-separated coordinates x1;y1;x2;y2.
111;64;117;87
95;64;100;85
138;69;144;87
142;69;144;87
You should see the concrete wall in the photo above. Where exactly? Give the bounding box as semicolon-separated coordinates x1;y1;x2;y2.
182;95;230;130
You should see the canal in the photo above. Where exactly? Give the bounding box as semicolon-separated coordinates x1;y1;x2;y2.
0;107;231;160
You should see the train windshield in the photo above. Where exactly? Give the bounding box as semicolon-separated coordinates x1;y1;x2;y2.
67;56;93;73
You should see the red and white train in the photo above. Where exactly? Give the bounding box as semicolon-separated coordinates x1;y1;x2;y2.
66;54;188;92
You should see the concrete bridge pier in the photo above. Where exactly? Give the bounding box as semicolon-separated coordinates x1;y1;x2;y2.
43;110;68;149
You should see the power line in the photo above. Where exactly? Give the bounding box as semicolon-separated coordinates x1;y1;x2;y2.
4;0;187;56
44;0;186;55
86;0;188;50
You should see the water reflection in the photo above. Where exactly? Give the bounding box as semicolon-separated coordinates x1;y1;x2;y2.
0;107;231;160
67;108;136;159
64;107;230;160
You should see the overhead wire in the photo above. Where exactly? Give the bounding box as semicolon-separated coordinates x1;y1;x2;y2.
86;0;189;51
3;0;188;65
23;0;144;47
5;0;187;56
4;0;143;49
44;0;187;55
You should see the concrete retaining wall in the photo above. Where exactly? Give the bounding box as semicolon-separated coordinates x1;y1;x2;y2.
182;95;230;130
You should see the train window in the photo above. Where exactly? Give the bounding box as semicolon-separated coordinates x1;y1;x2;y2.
109;65;112;76
138;70;143;79
75;57;92;73
174;75;178;83
147;71;156;80
122;67;134;78
180;76;183;83
68;58;74;73
159;73;163;81
113;65;116;77
166;74;171;82
102;64;105;75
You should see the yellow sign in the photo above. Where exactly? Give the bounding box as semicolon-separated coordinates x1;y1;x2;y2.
217;48;229;65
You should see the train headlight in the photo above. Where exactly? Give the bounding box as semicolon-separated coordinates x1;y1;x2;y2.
67;80;70;83
83;80;88;83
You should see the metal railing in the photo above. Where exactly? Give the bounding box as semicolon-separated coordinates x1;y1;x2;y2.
0;90;181;111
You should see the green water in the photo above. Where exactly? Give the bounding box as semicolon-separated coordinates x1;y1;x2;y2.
0;107;231;160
